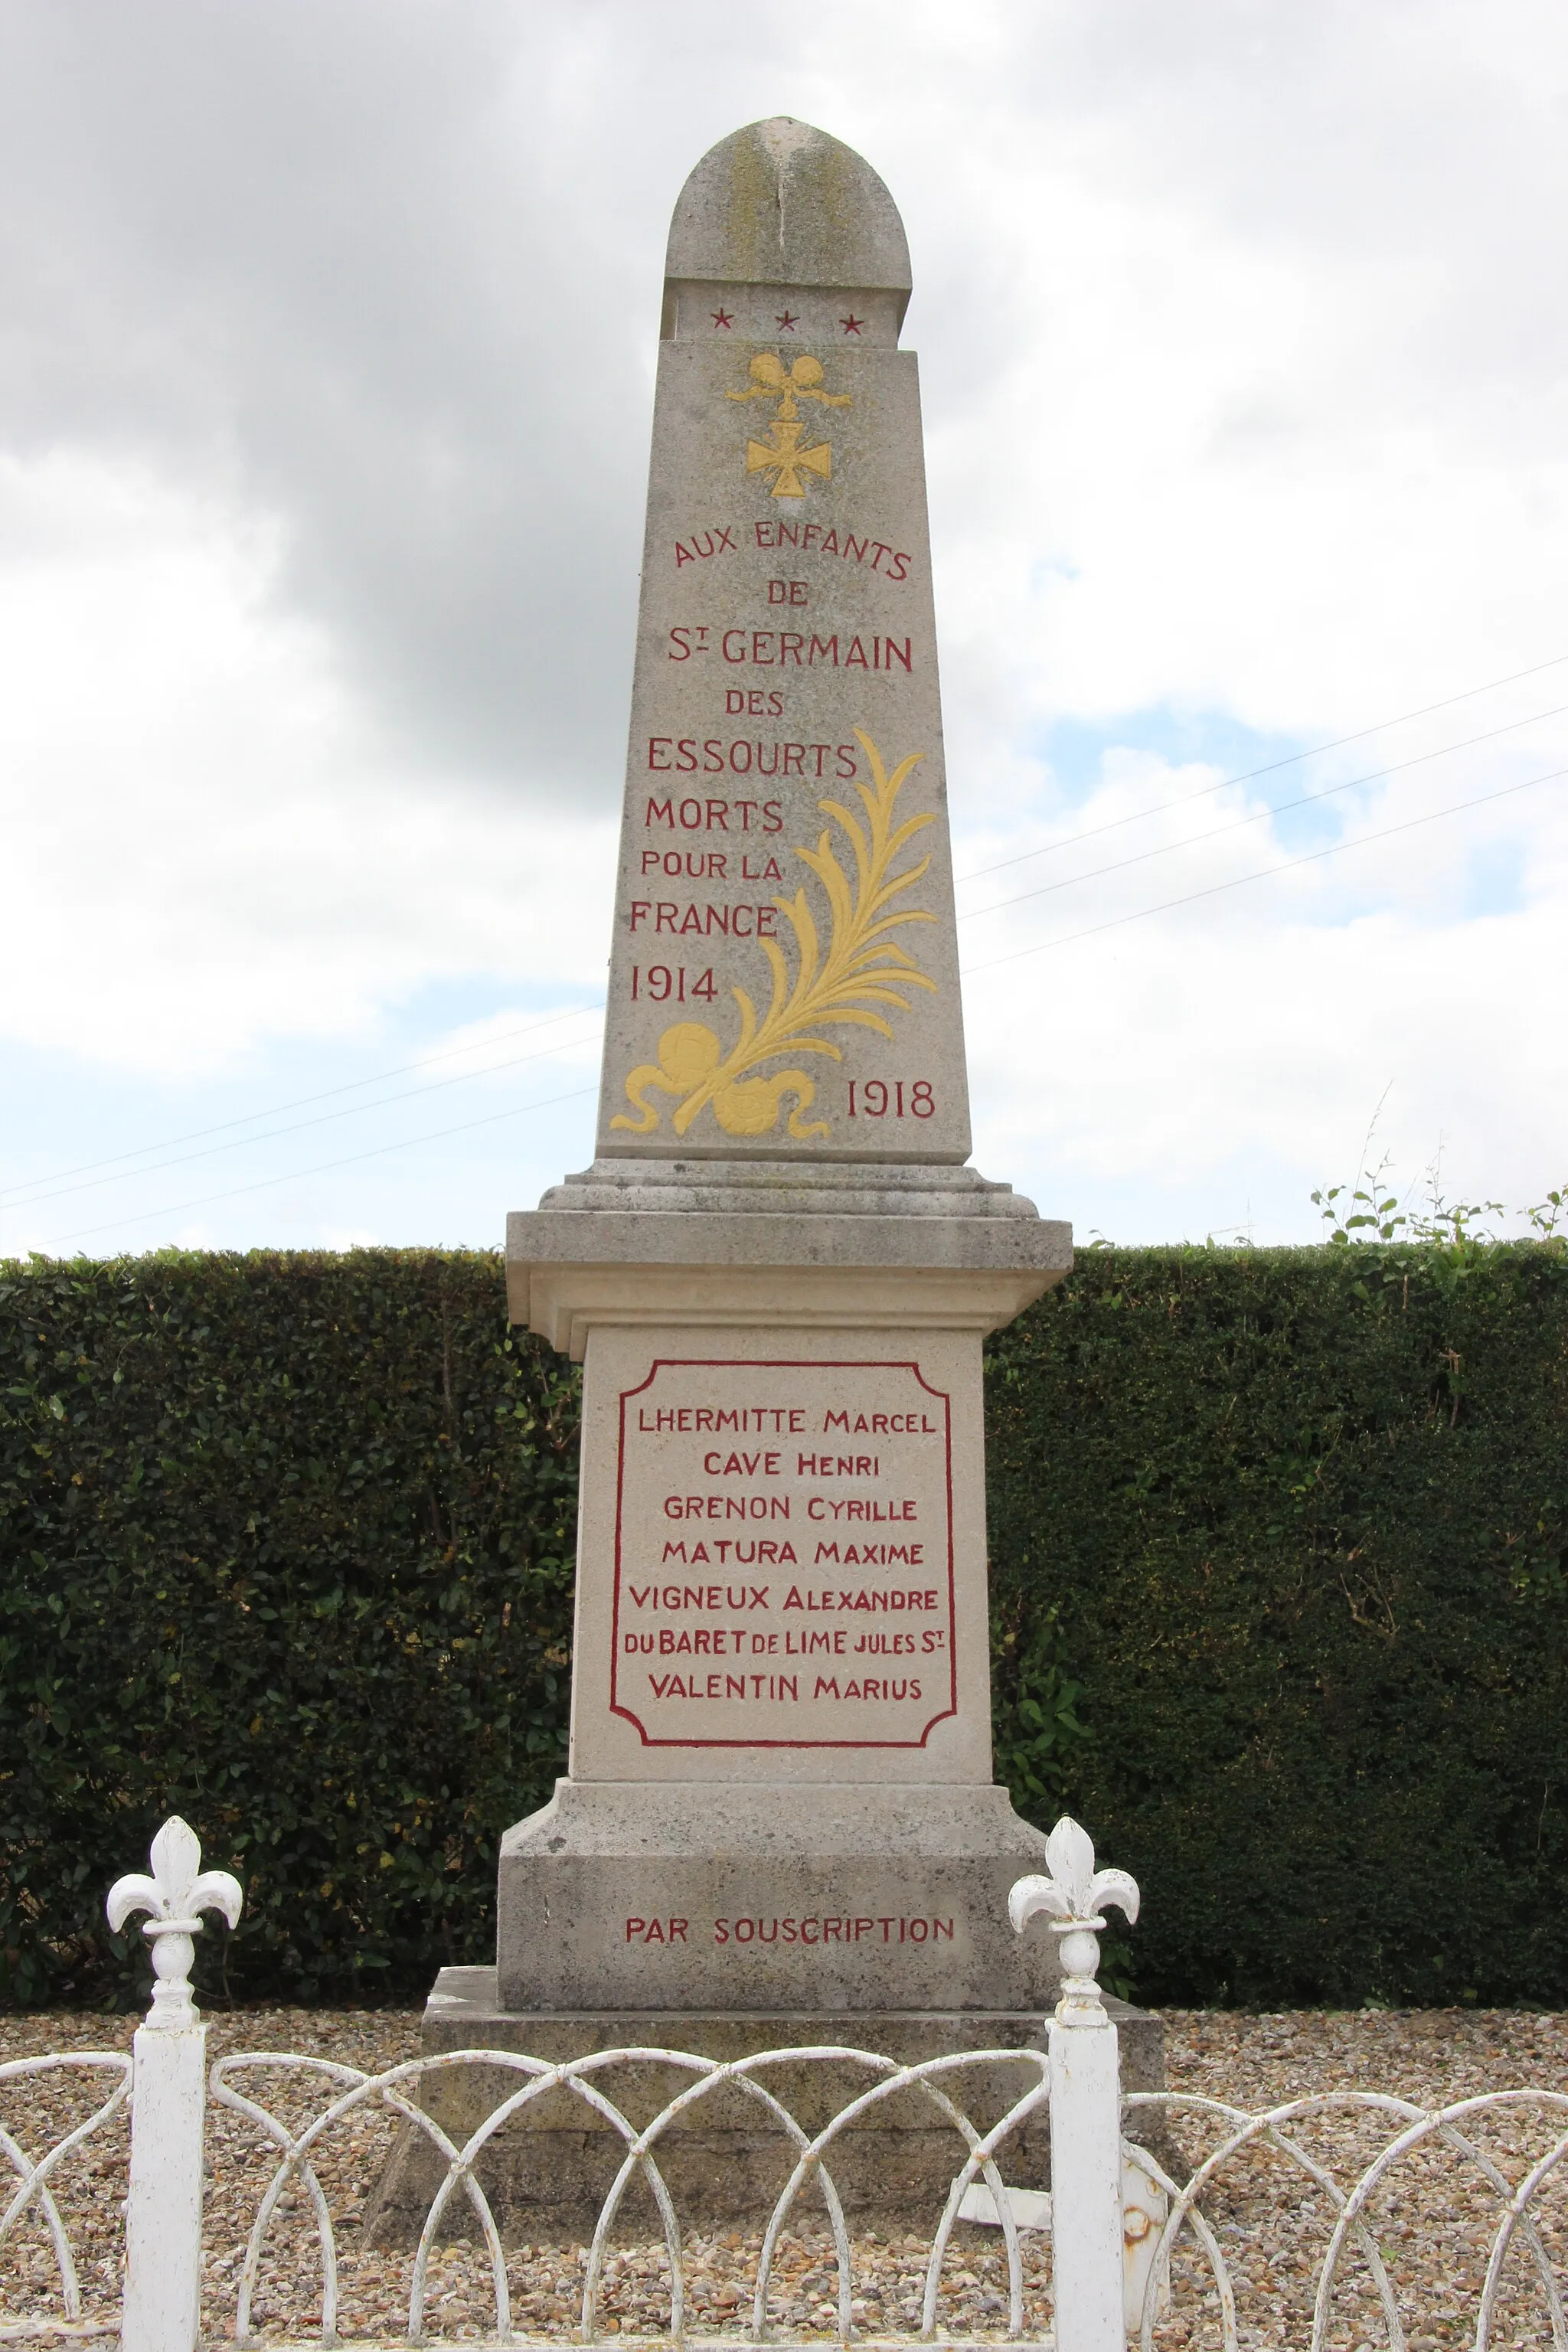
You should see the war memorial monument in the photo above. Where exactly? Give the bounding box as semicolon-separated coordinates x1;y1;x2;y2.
374;115;1158;2239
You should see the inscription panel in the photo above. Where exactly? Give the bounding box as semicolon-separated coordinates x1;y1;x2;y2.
623;1910;955;1948
609;1357;956;1749
595;328;972;1162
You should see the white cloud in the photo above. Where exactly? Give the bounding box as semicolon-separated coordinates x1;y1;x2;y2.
958;730;1568;1236
0;450;615;1076
2;0;1566;1243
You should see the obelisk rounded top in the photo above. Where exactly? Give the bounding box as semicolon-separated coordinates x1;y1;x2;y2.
665;117;912;299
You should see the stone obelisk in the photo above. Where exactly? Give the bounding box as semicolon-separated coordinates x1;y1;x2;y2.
394;119;1116;2238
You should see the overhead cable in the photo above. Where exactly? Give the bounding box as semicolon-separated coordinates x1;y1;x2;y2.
954;648;1568;886
0;1001;605;1204
44;1086;599;1250
959;763;1568;978
10;1026;603;1214
957;701;1568;924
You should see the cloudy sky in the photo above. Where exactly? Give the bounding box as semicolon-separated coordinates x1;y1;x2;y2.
2;0;1566;1258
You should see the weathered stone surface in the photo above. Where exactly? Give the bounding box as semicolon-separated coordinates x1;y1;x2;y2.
488;124;1081;2043
363;1968;1165;2247
497;1782;1059;2011
596;117;969;1165
523;1265;1067;1364
664;118;913;307
463;128;1128;2240
508;1161;1072;1355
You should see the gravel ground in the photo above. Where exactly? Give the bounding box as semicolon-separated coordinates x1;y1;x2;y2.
2;2007;1566;2344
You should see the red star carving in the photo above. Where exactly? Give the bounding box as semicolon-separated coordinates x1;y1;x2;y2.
710;307;734;329
840;313;865;335
776;310;799;331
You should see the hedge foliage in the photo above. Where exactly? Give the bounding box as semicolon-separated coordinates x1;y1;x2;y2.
0;1252;578;2007
988;1240;1568;2008
3;1239;1566;2009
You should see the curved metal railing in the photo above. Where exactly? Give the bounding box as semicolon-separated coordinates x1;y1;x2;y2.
7;2043;1568;2350
209;2040;1051;2344
0;2053;132;2327
10;1813;1568;2352
1124;2086;1568;2352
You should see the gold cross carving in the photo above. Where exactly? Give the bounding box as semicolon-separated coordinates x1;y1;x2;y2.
727;352;849;501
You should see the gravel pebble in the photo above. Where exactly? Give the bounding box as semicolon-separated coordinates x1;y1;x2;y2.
2;2008;1566;2344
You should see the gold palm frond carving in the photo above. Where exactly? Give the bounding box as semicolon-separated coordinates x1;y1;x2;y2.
612;727;937;1141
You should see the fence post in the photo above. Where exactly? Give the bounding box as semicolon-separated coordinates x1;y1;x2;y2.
107;1818;243;2352
1011;1818;1141;2352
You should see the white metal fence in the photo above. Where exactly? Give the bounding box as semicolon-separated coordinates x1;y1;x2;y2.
2;1816;1566;2352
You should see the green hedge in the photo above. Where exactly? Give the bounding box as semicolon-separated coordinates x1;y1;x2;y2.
2;1240;1566;2009
987;1242;1568;2008
0;1252;578;2006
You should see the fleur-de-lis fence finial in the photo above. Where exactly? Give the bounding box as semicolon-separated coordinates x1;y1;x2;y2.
1008;1815;1140;2025
106;1817;243;2030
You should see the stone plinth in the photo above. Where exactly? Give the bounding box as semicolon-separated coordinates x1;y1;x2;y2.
498;1782;1061;2013
494;1158;1070;2026
509;1160;1070;1358
364;1968;1165;2247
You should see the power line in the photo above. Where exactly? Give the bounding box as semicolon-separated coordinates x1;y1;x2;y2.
33;765;1566;1247
18;653;1562;1204
16;647;1568;1236
959;762;1568;978
44;1086;599;1250
957;700;1568;924
8;1024;604;1214
0;1000;606;1204
953;648;1568;887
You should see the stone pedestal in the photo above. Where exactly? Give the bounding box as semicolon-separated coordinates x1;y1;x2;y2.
495;1157;1070;2026
365;1159;1100;2246
364;1968;1165;2246
371;1160;1094;2243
